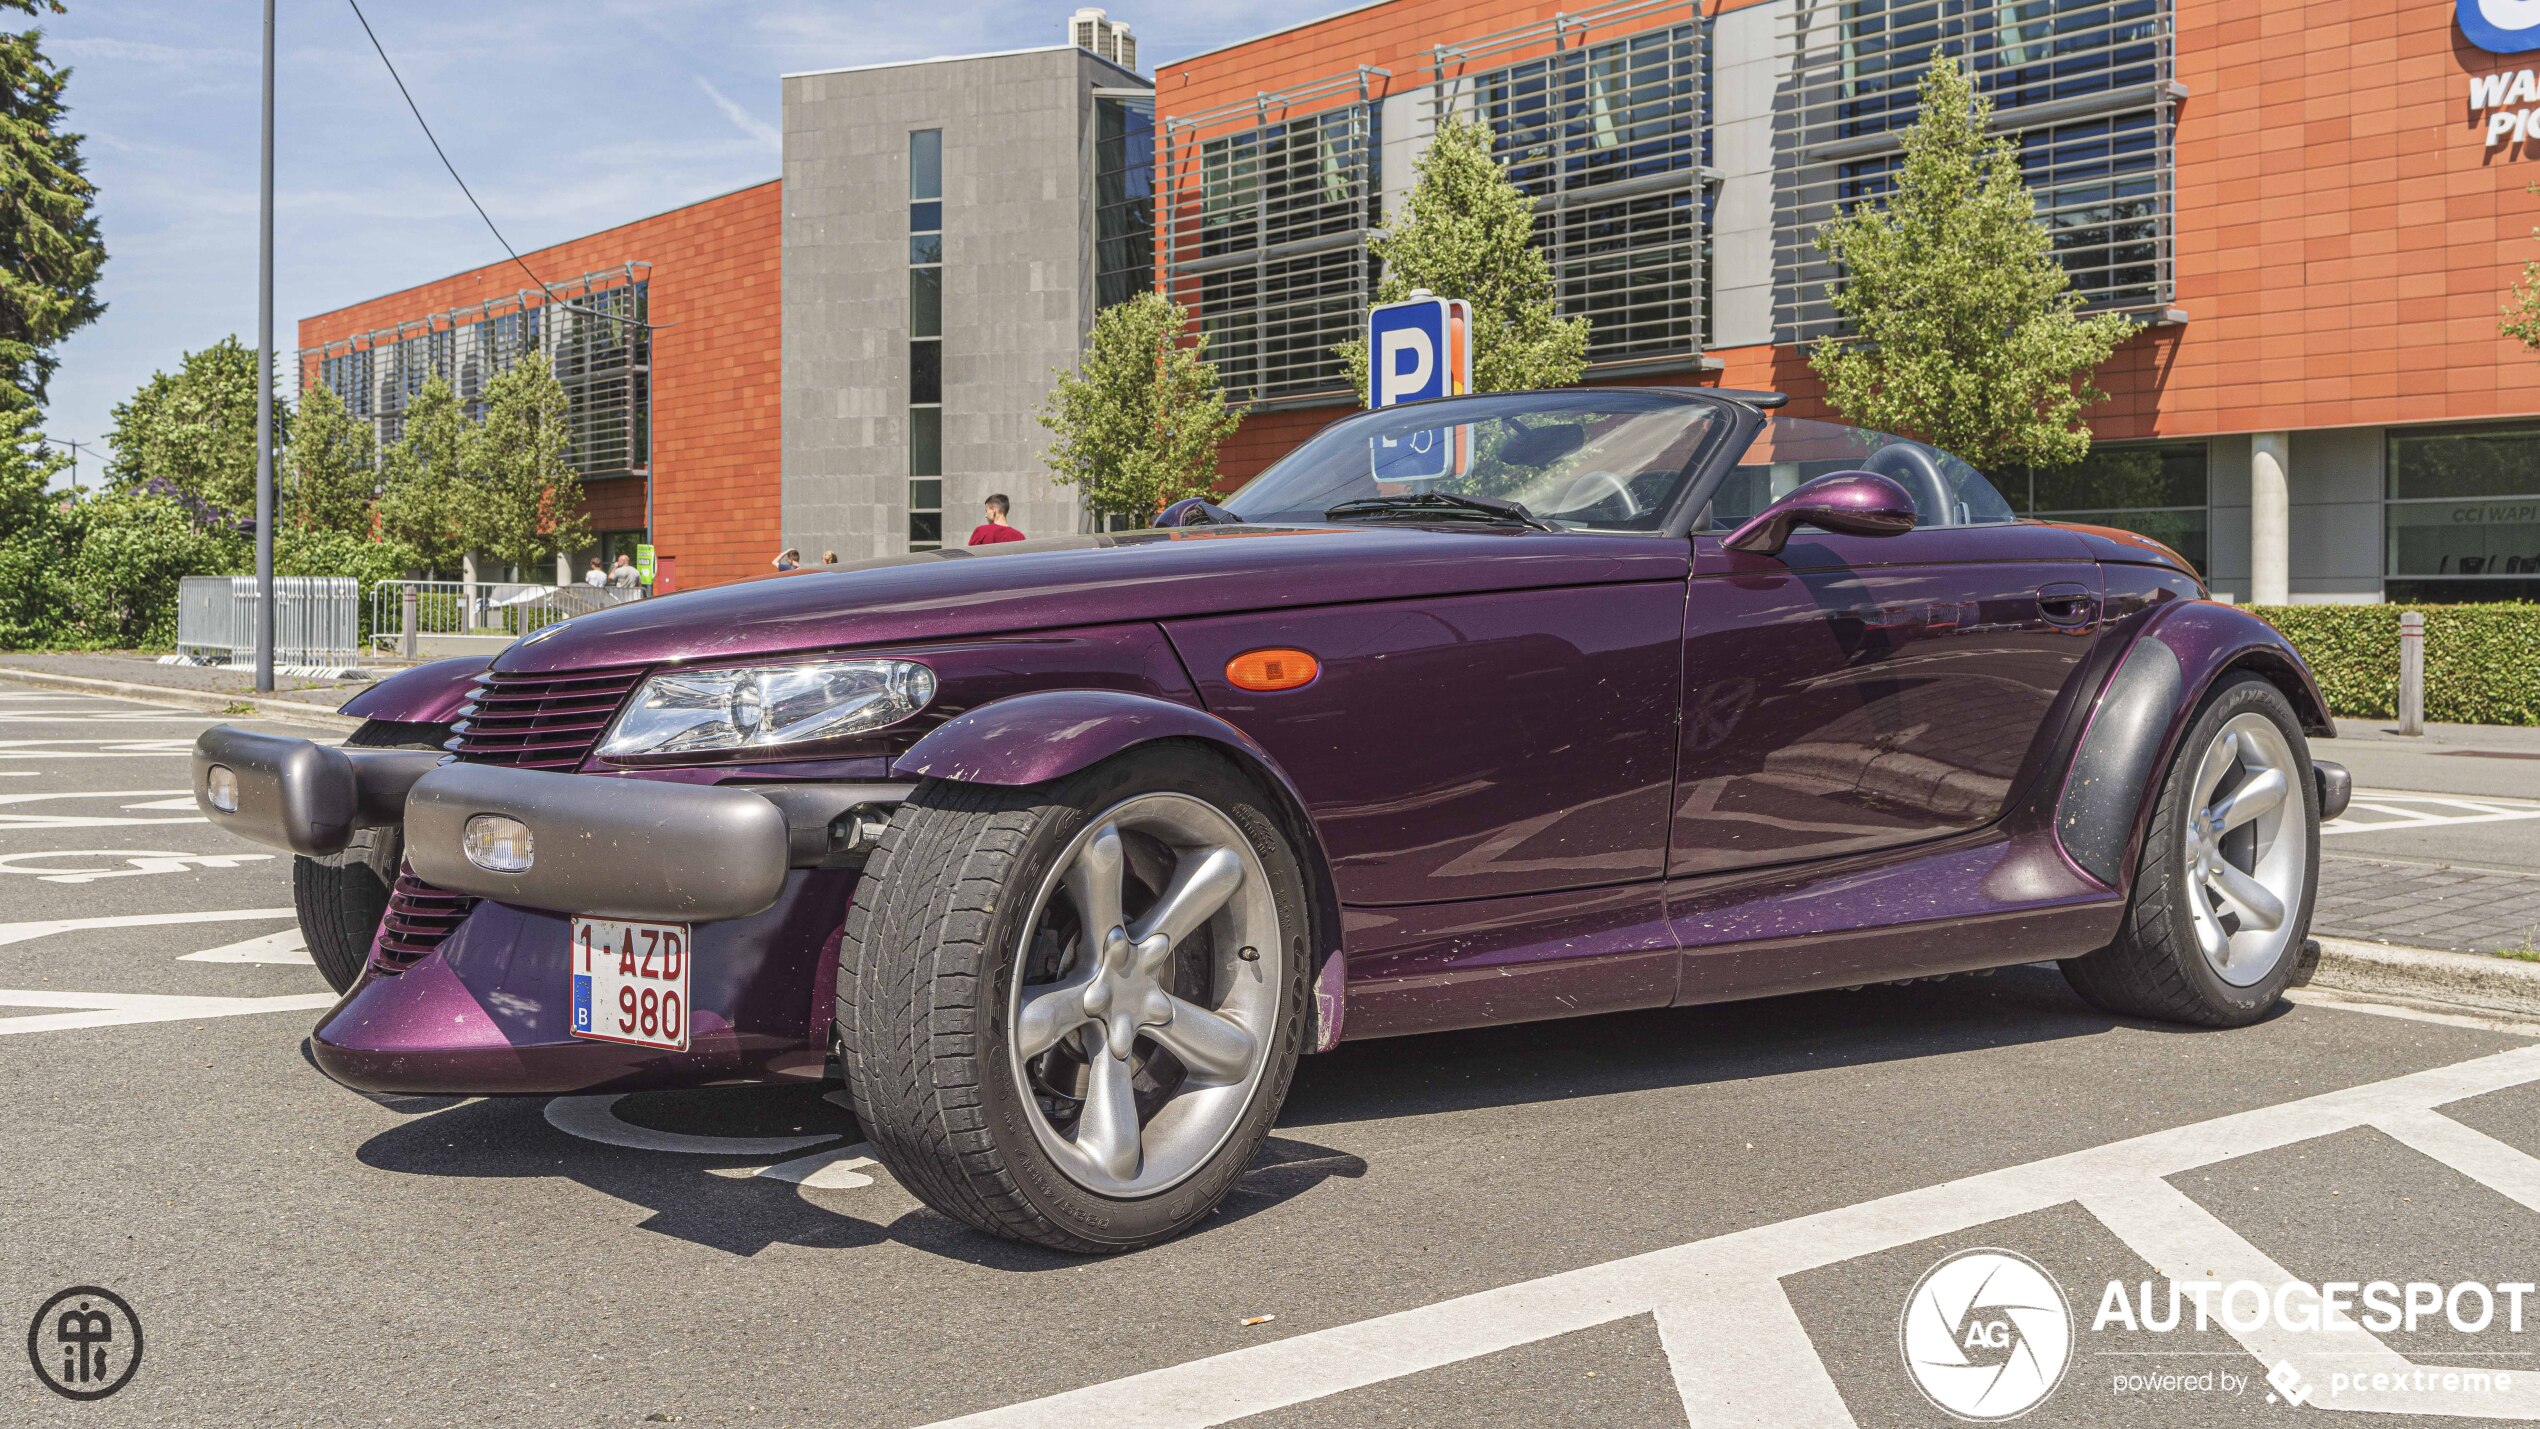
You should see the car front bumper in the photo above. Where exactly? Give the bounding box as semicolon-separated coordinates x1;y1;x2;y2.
191;725;912;1094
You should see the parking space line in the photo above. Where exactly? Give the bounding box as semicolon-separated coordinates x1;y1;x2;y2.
930;1045;2540;1428
2369;1108;2540;1216
179;928;312;965
0;907;295;947
0;989;336;1036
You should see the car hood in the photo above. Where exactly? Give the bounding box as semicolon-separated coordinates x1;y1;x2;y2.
494;525;1691;674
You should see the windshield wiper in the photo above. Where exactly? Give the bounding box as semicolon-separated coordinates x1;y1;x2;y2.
1322;492;1555;532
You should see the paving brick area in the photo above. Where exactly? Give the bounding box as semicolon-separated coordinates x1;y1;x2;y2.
2315;852;2540;957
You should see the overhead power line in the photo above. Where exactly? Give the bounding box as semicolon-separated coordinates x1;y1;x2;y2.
344;0;645;329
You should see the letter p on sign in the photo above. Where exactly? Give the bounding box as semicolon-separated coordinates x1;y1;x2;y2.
1365;295;1470;410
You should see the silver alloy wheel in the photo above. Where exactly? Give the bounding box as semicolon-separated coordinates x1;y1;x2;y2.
1005;792;1285;1198
2181;712;2308;987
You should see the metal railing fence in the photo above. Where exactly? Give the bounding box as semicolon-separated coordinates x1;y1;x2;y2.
368;579;632;655
175;576;361;669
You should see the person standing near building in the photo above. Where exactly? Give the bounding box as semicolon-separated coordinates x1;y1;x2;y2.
969;494;1025;546
773;547;801;571
609;554;640;598
584;558;607;588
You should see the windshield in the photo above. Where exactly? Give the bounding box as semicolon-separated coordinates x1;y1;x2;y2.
1706;416;2016;531
1220;390;1725;533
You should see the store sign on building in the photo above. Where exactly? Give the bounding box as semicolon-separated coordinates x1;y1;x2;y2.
2470;65;2540;147
2463;0;2540;55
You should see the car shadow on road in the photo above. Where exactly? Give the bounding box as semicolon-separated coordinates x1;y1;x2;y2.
1277;962;2284;1132
347;1077;1366;1267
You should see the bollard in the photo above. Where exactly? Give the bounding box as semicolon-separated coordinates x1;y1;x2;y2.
2397;609;2424;736
400;587;418;661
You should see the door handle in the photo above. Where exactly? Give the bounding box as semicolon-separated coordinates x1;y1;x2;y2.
2037;583;2097;628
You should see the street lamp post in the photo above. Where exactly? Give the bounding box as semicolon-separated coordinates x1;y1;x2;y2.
253;0;277;692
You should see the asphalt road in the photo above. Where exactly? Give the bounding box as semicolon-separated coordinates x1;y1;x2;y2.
4;677;2540;1427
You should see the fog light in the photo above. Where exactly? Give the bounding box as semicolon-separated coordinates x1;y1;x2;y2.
462;814;535;874
205;765;239;814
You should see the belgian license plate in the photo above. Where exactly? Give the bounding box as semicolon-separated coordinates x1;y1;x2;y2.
569;917;691;1051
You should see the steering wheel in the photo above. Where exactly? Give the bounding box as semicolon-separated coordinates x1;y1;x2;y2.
1555;469;1643;521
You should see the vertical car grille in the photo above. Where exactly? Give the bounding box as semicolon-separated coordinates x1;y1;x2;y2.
373;863;478;975
447;667;647;770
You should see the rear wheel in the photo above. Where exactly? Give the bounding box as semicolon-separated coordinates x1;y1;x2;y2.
839;745;1309;1252
2060;674;2317;1026
292;720;447;993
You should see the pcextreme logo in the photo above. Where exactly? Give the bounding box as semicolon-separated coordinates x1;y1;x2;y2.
2463;0;2540;55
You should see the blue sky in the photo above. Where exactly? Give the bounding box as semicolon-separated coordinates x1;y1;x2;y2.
39;0;1318;478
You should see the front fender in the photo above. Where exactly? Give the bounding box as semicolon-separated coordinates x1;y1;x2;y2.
891;689;1349;1050
340;655;490;725
2055;600;2334;888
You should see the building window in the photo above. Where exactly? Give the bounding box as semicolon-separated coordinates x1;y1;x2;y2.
1779;0;2175;341
1999;439;2209;576
1162;79;1381;403
1448;16;1708;367
299;266;651;480
2386;424;2540;605
1095;94;1155;311
909;128;944;552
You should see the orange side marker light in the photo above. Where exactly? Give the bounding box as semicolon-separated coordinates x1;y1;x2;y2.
1226;648;1320;692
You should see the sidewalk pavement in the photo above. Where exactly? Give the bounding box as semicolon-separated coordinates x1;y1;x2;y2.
0;649;392;698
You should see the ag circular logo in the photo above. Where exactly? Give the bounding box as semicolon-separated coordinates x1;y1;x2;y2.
2463;0;2540;54
26;1286;143;1401
1900;1249;2070;1421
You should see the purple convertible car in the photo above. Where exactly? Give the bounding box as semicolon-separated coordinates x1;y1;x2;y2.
193;388;2349;1251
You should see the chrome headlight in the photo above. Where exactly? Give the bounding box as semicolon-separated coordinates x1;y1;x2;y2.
597;659;936;758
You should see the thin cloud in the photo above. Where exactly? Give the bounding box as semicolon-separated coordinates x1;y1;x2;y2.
695;76;779;152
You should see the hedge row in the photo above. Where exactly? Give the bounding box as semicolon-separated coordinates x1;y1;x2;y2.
2250;604;2540;726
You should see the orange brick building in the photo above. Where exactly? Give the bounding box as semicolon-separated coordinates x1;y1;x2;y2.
296;180;781;591
1161;0;2540;604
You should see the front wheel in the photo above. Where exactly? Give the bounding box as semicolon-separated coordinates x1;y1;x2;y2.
2060;673;2319;1026
838;745;1310;1252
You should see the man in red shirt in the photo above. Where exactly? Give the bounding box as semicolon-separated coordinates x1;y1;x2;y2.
968;493;1026;546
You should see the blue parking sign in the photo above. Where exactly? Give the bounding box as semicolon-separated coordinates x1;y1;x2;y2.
1366;293;1472;481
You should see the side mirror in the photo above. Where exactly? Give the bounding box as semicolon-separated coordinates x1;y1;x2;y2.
1157;497;1243;528
1721;471;1917;556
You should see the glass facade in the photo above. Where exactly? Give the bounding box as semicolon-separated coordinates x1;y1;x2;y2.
1447;10;1708;366
909;129;945;551
2386;425;2540;605
1777;0;2175;340
300;265;652;479
1999;439;2209;575
1095;94;1156;312
1164;93;1382;402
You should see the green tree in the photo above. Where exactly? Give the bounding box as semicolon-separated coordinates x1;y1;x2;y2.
1336;115;1588;399
465;353;587;572
103;336;280;515
2501;184;2540;353
282;382;377;535
1038;290;1239;524
0;403;70;646
0;0;105;419
373;375;468;573
61;489;243;647
1808;54;2135;473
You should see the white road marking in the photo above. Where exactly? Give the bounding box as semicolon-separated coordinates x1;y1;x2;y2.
705;1142;882;1189
179;927;312;965
0;907;295;947
0;988;336;1036
0;788;206;828
931;1044;2540;1428
542;1094;836;1157
2327;789;2540;837
0;849;272;882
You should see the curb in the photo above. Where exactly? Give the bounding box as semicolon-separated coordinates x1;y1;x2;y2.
2307;935;2540;1020
0;665;361;730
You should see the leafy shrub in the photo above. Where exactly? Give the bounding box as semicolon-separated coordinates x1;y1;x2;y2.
62;492;245;648
2252;604;2540;726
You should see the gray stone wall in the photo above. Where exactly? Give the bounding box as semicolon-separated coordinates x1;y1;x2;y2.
783;47;1142;556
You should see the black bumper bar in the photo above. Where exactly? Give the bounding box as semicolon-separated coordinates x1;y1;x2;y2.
192;724;912;923
193;726;441;857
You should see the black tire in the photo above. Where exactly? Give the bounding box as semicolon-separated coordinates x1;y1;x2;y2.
292;720;448;993
2060;673;2319;1027
839;743;1312;1253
